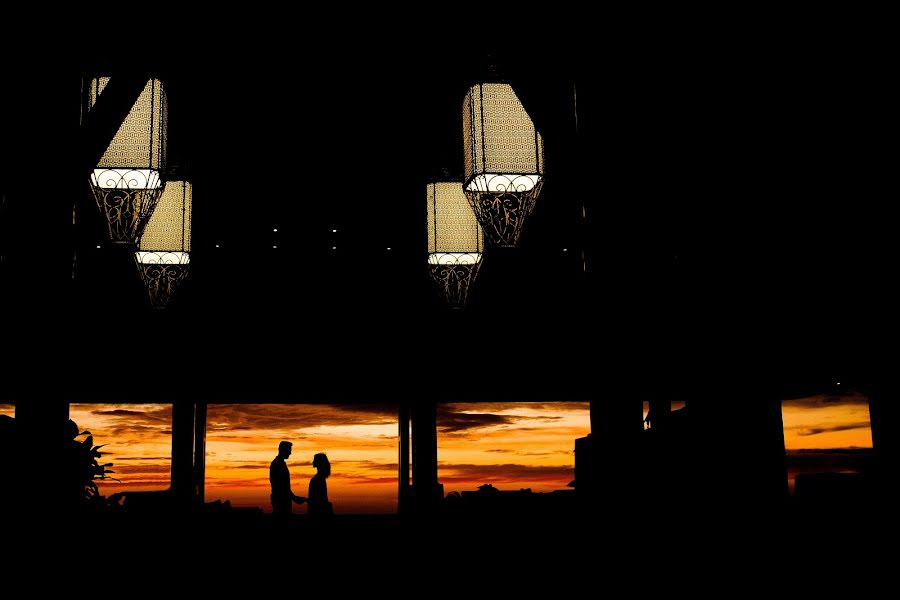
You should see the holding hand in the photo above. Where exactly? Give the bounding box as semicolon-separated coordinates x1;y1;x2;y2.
293;495;307;504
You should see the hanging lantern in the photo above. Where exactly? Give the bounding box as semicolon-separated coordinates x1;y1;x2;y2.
427;181;484;308
87;78;167;244
462;83;544;247
135;180;190;309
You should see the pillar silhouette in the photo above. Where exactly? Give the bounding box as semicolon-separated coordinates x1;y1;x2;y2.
583;397;642;515
15;401;70;515
194;401;207;503
171;400;195;505
648;397;671;432
412;400;441;512
867;383;898;503
685;392;787;513
399;400;410;513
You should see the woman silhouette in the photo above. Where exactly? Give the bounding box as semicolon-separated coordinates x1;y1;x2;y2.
308;453;333;516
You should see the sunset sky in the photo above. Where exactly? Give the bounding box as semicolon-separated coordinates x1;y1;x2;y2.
781;391;872;494
0;393;872;508
0;402;590;513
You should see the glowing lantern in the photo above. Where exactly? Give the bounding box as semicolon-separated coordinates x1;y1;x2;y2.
427;181;484;308
462;83;544;247
135;180;190;308
87;78;167;243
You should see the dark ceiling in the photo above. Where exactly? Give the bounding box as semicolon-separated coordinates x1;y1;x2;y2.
1;23;895;402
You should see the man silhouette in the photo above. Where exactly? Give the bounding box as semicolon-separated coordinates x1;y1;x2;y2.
270;441;307;515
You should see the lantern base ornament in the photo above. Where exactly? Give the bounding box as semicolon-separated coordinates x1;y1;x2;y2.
465;181;542;247
92;185;165;244
428;254;482;309
136;253;190;309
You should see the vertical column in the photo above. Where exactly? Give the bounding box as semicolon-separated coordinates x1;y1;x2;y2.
585;396;642;516
688;392;787;512
171;400;195;505
868;383;898;502
399;400;410;513
648;397;671;432
194;401;207;503
15;401;70;515
411;400;441;512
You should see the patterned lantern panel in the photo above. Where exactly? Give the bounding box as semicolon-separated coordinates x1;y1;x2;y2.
87;77;167;243
135;180;190;309
427;182;484;308
462;83;544;247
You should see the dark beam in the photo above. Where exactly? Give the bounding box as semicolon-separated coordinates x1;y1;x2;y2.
194;401;207;503
399;401;410;514
80;76;148;174
411;400;441;513
171;400;195;505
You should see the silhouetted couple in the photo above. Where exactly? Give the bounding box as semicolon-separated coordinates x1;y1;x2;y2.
270;441;332;516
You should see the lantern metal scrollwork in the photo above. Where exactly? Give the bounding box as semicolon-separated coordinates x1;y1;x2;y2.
462;83;544;247
135;180;191;308
87;78;167;244
427;181;484;308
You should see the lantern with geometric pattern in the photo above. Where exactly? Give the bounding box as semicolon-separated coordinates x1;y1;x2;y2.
427;181;484;308
87;77;167;244
462;83;544;247
135;180;190;308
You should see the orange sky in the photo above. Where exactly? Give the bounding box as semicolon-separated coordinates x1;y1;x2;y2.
781;391;872;495
0;394;871;507
0;402;590;513
781;391;872;450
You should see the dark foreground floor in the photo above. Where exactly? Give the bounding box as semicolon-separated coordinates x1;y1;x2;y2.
3;502;895;592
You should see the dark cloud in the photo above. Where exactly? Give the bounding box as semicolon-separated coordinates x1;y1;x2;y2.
89;406;172;425
786;450;875;476
787;448;873;455
103;455;171;462
437;405;566;433
438;463;574;485
445;402;589;413
783;391;869;409
106;464;172;475
104;424;172;439
335;476;397;485
438;410;516;433
100;478;170;487
81;402;582;439
337;460;398;473
206;404;397;432
486;449;560;456
796;422;872;436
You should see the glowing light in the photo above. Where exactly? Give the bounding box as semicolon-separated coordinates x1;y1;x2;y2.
86;78;168;243
427;253;483;265
465;173;541;193
91;168;163;190
463;83;543;190
426;182;483;255
135;251;190;265
134;181;191;308
139;181;191;253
